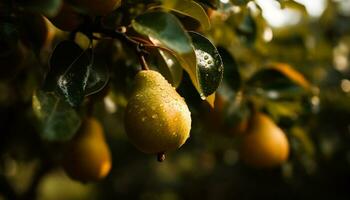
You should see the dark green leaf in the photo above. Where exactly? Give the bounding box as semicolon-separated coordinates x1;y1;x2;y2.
32;90;81;142
132;11;193;54
57;48;92;107
247;68;307;99
45;40;83;91
133;12;209;102
189;31;223;97
153;49;183;88
85;50;110;96
46;40;93;107
266;100;302;120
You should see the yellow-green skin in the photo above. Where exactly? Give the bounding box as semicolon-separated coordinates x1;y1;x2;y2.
67;0;122;15
241;112;289;168
62;118;112;182
125;70;191;154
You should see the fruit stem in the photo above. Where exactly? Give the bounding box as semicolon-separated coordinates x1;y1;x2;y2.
83;23;151;71
137;44;149;70
157;152;166;162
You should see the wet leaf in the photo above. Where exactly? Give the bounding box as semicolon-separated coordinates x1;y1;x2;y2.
132;11;193;54
32;90;81;142
189;31;223;98
132;12;207;102
57;48;92;107
45;40;84;92
85;50;110;96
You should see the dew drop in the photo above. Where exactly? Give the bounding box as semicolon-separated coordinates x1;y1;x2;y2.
151;114;157;119
200;93;206;100
204;55;209;60
207;60;212;65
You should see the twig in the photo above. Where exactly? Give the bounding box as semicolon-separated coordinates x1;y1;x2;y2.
136;43;150;70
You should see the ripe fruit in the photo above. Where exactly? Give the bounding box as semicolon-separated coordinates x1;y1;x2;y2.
49;3;84;31
124;70;191;157
67;0;122;16
240;112;289;168
62;117;112;182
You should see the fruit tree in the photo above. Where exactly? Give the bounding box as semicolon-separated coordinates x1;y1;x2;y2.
0;0;350;199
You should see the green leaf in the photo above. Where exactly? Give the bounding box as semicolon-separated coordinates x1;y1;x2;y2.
45;40;84;92
247;63;311;99
47;40;92;107
162;0;211;30
132;12;219;105
85;50;110;96
155;49;183;88
189;31;223;97
47;40;109;99
32;90;81;142
132;11;193;54
57;48;92;107
266;101;302;120
132;12;199;98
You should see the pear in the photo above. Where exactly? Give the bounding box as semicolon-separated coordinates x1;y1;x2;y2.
124;70;191;158
240;112;289;168
62;117;112;182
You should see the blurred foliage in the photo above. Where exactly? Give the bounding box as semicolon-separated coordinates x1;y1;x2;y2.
1;0;350;200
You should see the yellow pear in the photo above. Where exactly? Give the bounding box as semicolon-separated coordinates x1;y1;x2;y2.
62;117;112;182
124;70;191;157
240;112;289;168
